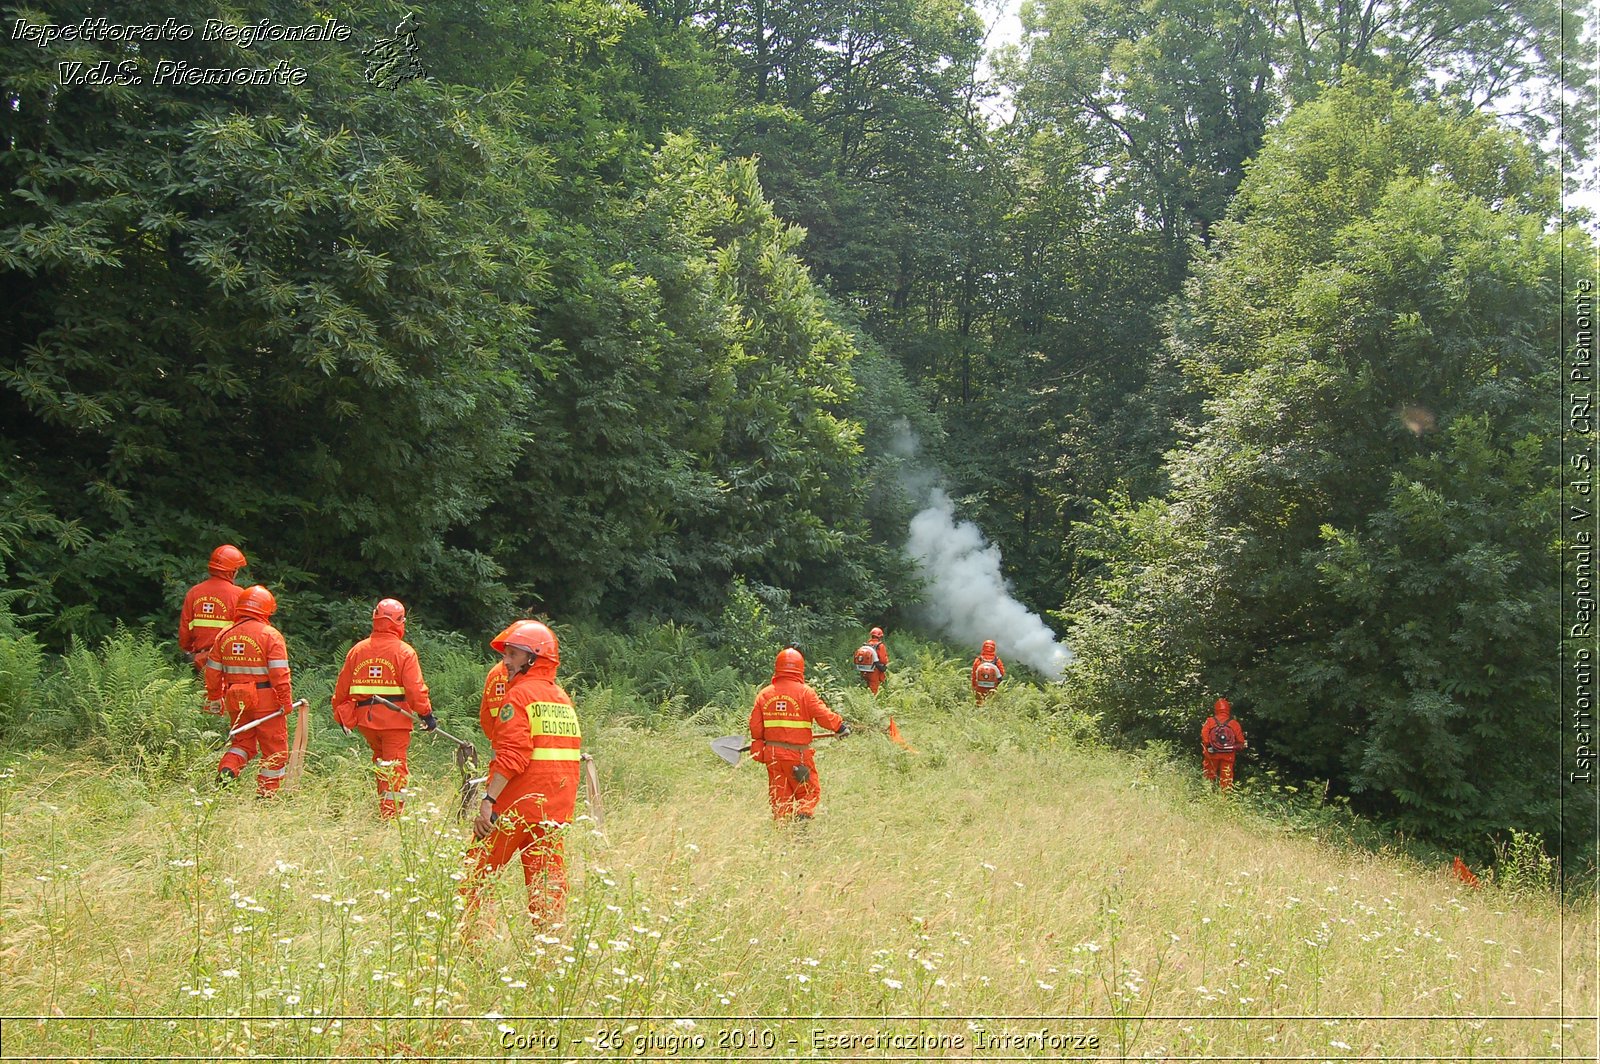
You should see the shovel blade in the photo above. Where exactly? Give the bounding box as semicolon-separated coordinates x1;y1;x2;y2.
710;735;749;766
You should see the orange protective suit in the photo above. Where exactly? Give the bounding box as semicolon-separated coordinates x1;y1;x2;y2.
205;618;294;796
463;654;582;923
331;613;433;818
854;633;890;694
1201;699;1246;790
179;574;242;674
970;641;1006;705
749;651;845;820
479;661;509;719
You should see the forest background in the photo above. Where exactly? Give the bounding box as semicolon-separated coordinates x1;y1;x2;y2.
0;0;1596;872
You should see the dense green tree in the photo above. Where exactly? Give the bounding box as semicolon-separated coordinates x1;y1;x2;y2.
1064;80;1586;854
0;0;551;641
1017;0;1276;274
0;0;906;643
478;135;894;627
1015;0;1593;272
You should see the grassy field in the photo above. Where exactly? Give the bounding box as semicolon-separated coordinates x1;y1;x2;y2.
0;657;1593;1061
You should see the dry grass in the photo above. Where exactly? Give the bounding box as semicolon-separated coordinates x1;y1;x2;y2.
0;686;1592;1060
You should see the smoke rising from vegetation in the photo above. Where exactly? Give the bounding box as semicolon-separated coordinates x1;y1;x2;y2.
891;423;1073;679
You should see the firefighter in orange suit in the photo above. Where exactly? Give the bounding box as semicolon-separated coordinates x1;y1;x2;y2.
970;639;1006;704
853;626;890;694
205;585;296;795
478;623;518;720
179;545;247;676
750;647;848;821
331;598;437;819
1201;697;1247;790
463;620;582;925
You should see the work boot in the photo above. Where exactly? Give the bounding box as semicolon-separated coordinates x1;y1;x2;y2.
216;767;239;786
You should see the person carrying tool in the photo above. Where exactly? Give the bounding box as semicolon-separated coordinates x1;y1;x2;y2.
462;619;582;927
970;639;1005;704
204;585;298;796
1201;697;1247;791
750;647;848;822
853;626;890;694
331;598;437;819
479;623;518;721
178;545;247;677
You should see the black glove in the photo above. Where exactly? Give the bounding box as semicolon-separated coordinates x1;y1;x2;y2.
419;713;439;732
837;722;851;737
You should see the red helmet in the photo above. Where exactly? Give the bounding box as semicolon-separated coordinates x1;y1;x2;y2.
503;620;558;664
870;627;884;640
774;647;806;678
489;622;519;653
1214;697;1231;715
235;585;277;621
208;544;247;577
981;639;996;658
373;598;406;627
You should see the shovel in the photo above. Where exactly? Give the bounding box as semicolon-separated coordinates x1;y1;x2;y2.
710;731;848;766
371;696;482;821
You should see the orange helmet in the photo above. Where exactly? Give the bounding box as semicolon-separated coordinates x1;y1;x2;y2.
235;585;277;621
373;598;406;627
870;627;883;639
489;622;519;653
774;647;806;678
1214;697;1231;715
981;639;996;658
208;544;247;577
503;620;558;664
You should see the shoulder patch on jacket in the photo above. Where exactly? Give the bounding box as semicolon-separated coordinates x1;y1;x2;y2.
498;703;515;722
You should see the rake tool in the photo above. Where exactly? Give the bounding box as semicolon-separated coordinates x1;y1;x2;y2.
283;699;311;791
371;695;482;821
457;758;604;830
227;698;308;739
710;715;918;765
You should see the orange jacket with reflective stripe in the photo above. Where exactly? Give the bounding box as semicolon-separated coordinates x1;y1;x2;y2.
484;660;581;818
204;618;293;712
331;617;432;731
179;575;242;654
749;668;843;764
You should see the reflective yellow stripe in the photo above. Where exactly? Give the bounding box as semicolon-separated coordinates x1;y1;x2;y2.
349;684;406;695
530;748;582;761
763;719;812;731
188;618;231;630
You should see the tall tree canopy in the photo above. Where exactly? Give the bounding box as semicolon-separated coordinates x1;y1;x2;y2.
1064;78;1591;854
0;0;918;642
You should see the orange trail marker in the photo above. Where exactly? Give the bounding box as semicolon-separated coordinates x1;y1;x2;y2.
887;716;919;753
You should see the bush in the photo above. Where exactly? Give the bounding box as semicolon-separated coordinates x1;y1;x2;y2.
0;629;44;739
1494;830;1557;894
561;621;750;722
39;626;212;779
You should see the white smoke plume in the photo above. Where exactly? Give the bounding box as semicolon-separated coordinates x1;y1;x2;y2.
891;421;1074;680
